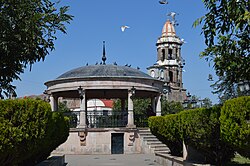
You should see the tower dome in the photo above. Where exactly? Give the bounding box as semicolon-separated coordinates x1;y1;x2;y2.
161;20;176;37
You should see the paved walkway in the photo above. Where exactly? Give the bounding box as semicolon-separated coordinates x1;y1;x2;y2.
65;154;162;166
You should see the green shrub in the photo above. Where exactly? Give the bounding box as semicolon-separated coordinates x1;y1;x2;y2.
181;107;234;165
220;96;250;158
0;99;69;166
149;106;235;165
149;115;183;156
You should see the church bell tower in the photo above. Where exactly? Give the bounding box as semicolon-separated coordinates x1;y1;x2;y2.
147;19;186;102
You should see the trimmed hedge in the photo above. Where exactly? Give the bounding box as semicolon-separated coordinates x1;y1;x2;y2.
180;107;234;165
149;115;182;156
0;99;69;166
220;96;250;158
149;106;235;165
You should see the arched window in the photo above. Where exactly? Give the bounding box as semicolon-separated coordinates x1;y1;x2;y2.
160;70;164;79
168;49;173;59
169;71;173;82
162;49;165;61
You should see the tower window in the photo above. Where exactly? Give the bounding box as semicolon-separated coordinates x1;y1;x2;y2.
168;49;173;59
162;49;165;61
169;71;173;82
160;70;164;79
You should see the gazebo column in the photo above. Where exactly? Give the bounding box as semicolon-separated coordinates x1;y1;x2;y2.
127;91;136;128
78;90;86;128
156;95;162;116
50;95;58;111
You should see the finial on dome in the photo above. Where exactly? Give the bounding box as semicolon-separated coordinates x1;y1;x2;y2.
102;41;106;65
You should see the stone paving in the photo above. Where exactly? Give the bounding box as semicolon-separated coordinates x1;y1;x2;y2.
65;154;162;166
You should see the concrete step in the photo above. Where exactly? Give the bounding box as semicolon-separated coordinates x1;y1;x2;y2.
149;144;167;148
146;141;164;145
154;147;170;151
138;129;170;155
139;132;151;135
143;137;157;141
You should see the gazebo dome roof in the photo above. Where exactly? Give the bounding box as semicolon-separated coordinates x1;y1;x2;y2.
57;64;152;79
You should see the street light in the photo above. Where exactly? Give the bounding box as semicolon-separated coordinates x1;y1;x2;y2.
78;86;84;100
131;86;136;97
238;81;250;96
182;92;197;109
163;84;170;94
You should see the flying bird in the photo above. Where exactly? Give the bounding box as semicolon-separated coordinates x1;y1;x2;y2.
208;74;213;81
167;12;178;21
181;38;187;44
172;20;179;27
159;0;168;4
121;25;130;32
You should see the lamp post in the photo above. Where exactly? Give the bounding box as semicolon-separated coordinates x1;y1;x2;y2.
78;86;84;100
238;81;250;96
131;86;136;97
127;86;136;128
182;92;197;109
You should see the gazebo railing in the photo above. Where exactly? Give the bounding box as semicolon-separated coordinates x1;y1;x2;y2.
64;110;150;128
87;110;128;128
134;114;149;128
64;110;128;128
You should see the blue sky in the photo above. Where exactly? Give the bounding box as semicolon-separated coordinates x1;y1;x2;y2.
13;0;219;104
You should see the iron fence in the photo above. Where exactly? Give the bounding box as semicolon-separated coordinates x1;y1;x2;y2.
64;110;149;128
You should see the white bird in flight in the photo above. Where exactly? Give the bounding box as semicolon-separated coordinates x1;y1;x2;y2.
121;25;130;32
167;12;178;21
181;38;187;44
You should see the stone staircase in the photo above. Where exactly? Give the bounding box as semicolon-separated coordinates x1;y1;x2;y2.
138;128;170;154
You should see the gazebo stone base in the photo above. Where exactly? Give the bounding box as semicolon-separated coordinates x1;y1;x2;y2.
52;128;143;155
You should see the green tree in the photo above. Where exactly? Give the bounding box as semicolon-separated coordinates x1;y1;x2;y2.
193;0;250;101
0;99;69;165
161;99;184;115
201;97;213;108
113;98;150;115
58;101;70;113
0;0;73;97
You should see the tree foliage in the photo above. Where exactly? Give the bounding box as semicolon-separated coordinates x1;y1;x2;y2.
193;0;250;100
0;98;69;166
220;96;250;158
149;106;235;165
161;99;184;115
0;0;73;97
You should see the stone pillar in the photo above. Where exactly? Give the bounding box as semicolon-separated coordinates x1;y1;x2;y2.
173;46;176;59
156;95;162;116
78;90;86;128
127;91;136;128
50;95;58;111
157;48;161;61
